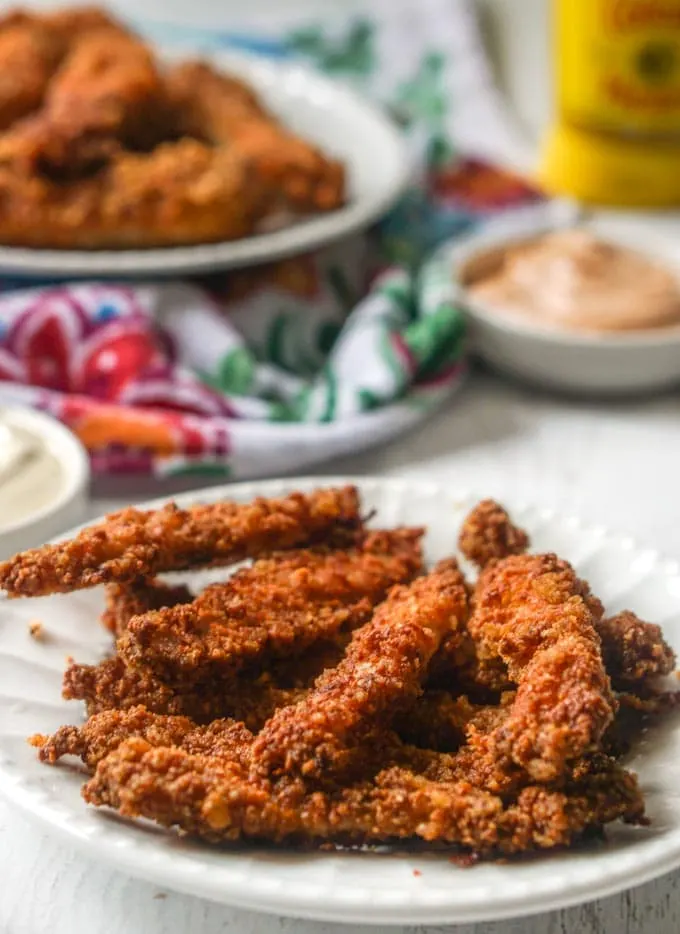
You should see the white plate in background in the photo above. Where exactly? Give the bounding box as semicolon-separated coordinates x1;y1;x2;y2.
0;53;408;278
0;476;679;925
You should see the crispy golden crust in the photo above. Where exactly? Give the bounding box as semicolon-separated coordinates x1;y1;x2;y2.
596;611;676;687
21;492;679;859
430;604;673;701
0;140;273;248
0;8;345;248
251;560;469;783
468;554;616;781
458;499;530;569
166;61;346;214
0;24;59;129
101;578;193;637
83;738;644;853
119;529;423;687
0;32;167;176
31;706;253;770
62;656;305;731
0;486;361;597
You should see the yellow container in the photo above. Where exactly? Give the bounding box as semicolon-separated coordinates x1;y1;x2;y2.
539;0;680;206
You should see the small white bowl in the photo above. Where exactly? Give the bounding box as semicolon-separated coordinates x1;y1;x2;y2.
439;207;680;395
0;407;90;559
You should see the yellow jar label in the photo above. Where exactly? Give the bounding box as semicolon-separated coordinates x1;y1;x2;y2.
558;0;680;133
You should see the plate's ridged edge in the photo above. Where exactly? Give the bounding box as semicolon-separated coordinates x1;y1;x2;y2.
1;476;680;924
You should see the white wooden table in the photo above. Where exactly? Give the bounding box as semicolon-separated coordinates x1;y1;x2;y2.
3;371;680;934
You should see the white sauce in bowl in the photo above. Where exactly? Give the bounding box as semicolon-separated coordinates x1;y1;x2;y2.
0;417;67;532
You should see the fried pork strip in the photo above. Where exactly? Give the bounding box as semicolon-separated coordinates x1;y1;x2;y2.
83;738;644;854
251;560;469;783
468;554;616;782
0;486;361;597
119;529;423;687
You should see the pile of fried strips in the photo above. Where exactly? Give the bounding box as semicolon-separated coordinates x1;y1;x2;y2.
1;486;678;858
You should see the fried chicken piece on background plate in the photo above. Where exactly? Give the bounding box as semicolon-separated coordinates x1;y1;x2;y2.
0;6;131;131
0;486;361;597
166;61;346;214
0;21;60;129
0;31;167;176
119;528;423;688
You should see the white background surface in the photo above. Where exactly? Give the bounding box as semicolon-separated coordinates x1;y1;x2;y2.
3;1;680;932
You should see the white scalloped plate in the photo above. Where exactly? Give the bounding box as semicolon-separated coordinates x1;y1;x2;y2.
0;53;408;277
1;476;680;925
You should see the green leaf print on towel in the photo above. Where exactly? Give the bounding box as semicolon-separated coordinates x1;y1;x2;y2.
404;307;465;379
392;52;456;168
204;347;256;395
286;20;376;79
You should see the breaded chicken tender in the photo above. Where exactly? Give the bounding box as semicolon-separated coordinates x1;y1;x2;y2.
119;529;423;687
251;560;469;783
0;486;361;597
83;738;644;853
468;554;616;781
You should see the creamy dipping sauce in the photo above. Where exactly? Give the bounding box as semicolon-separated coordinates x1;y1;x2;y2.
0;418;66;531
466;229;680;333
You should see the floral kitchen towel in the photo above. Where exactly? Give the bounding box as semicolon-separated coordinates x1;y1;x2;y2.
0;0;542;479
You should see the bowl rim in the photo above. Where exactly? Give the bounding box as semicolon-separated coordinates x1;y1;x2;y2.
440;212;680;349
0;407;90;540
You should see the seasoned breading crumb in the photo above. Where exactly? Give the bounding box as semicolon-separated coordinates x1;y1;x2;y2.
28;620;45;640
82;738;644;852
459;499;530;568
101;579;194;637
